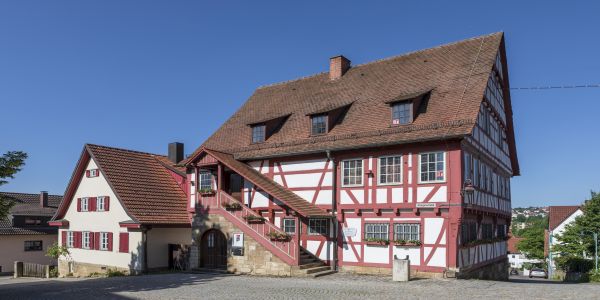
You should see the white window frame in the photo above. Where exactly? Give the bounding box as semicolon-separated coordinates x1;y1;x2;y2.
89;169;98;177
377;155;403;185
341;158;363;187
199;171;213;190
81;197;89;212
82;231;91;249
394;223;420;241
308;218;330;236
67;231;74;248
282;219;296;235
100;232;109;251
97;197;105;211
418;151;446;184
364;223;390;241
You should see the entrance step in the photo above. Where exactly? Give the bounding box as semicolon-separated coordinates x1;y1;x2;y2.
304;266;331;274
298;262;323;270
310;270;337;278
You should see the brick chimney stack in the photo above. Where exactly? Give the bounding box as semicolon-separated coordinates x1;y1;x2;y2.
40;191;48;208
329;55;351;80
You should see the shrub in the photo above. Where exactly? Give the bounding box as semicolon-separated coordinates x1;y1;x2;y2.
107;269;126;277
589;269;600;282
48;266;59;278
46;242;70;259
555;256;593;273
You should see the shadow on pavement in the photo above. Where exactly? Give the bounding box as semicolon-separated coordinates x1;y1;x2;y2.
0;271;231;299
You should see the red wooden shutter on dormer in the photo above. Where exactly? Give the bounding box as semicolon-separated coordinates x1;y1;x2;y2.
119;232;129;253
107;232;113;251
77;198;82;212
86;170;90;177
62;231;67;246
105;196;110;211
94;232;100;250
89;197;97;211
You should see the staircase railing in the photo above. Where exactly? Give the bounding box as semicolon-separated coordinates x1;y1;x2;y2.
217;191;300;265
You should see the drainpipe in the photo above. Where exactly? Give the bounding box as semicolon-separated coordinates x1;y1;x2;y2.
142;227;149;274
326;150;338;271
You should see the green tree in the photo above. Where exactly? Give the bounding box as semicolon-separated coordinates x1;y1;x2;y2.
553;192;600;261
0;151;28;218
517;225;546;259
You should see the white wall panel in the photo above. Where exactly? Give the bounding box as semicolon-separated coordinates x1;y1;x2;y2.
393;246;421;266
363;245;389;264
392;188;403;203
429;186;447;202
424;218;444;245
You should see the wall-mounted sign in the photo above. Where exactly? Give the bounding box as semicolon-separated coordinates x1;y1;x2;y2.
232;233;244;247
416;203;436;208
343;227;357;237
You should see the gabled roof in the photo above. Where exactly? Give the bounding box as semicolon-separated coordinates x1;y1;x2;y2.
54;144;189;225
189;32;519;176
548;206;581;231
507;236;524;254
202;149;330;217
0;192;62;235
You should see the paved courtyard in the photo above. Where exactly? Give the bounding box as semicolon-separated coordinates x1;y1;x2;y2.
1;272;598;300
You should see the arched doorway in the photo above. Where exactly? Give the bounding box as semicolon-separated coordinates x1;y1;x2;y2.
200;229;227;269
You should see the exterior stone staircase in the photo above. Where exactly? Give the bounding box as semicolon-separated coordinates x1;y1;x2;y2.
293;247;336;277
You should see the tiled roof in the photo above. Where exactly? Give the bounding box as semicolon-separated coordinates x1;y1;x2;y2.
204;149;330;217
0;192;61;235
507;236;523;254
189;32;518;176
548;206;580;231
54;144;190;225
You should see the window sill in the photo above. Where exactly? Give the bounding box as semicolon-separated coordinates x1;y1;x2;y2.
364;241;390;246
377;182;403;187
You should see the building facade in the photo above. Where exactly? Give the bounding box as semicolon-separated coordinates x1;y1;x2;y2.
183;32;519;279
50;144;191;277
547;205;582;278
0;191;61;273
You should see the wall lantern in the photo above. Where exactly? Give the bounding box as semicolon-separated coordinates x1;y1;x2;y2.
461;179;475;196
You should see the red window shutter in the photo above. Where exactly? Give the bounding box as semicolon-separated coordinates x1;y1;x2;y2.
119;232;129;253
89;197;97;211
77;198;82;212
86;170;90;177
108;232;113;251
105;196;110;211
76;232;82;248
94;232;100;250
62;231;67;246
89;232;94;249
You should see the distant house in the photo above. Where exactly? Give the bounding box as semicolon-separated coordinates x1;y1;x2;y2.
547;205;582;277
0;191;62;273
50;144;190;277
507;235;541;271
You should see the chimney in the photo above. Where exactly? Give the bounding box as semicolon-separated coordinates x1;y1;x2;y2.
329;55;351;80
40;191;48;208
168;142;184;164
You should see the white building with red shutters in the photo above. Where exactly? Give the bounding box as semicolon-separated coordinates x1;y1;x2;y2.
50;144;191;276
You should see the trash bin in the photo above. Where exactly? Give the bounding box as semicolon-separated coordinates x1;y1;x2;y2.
393;255;410;282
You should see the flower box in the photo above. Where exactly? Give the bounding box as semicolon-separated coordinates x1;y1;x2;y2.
267;232;291;241
222;202;242;211
198;188;216;196
393;240;422;247
244;215;266;224
364;238;390;246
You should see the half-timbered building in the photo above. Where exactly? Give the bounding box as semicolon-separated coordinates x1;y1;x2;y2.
184;32;519;279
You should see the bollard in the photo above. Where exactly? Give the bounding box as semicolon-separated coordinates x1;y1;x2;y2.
393;255;410;282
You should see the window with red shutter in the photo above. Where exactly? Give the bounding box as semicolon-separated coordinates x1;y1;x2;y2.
76;232;82;248
89;197;97;211
107;232;113;251
94;232;100;250
119;232;129;253
62;231;67;246
105;196;110;211
77;198;82;212
86;170;90;177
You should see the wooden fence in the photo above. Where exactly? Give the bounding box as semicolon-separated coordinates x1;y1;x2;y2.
14;261;50;278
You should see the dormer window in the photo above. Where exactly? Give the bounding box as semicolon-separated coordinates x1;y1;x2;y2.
311;114;328;135
392;101;413;125
251;124;266;143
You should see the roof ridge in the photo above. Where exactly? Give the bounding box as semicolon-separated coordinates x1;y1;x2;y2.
256;32;503;90
86;143;167;158
0;191;63;197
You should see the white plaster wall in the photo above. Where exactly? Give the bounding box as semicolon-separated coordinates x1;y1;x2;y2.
146;227;191;269
278;159;329;172
0;235;58;272
393;246;420;266
60;158;143;271
424;246;446;267
424;218;445;245
364;245;389;264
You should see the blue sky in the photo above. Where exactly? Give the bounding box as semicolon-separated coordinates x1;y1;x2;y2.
1;1;599;207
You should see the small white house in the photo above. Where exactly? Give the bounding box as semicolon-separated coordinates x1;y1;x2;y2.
547;205;583;277
50;143;191;276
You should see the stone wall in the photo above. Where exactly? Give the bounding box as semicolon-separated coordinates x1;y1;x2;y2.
457;257;509;281
58;259;130;277
191;213;294;276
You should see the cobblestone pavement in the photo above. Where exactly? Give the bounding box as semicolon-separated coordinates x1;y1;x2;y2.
1;272;598;300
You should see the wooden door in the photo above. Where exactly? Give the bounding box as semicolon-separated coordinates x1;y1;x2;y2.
200;229;227;269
